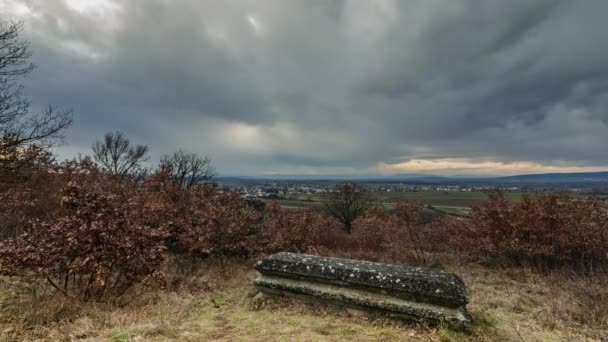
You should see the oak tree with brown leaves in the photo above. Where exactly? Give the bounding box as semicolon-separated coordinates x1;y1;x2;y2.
0;160;167;301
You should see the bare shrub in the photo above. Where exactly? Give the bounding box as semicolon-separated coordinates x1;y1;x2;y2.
91;131;148;178
159;150;216;189
0;21;72;165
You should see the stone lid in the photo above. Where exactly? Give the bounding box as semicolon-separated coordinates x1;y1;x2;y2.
254;252;468;306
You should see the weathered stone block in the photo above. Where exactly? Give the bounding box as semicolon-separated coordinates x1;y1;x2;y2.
253;252;471;326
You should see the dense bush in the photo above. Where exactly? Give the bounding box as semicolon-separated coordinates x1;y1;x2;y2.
258;203;338;254
334;193;608;271
330;207;392;260
383;203;453;265
3;146;608;304
330;193;608;271
318;203;452;265
0;161;167;301
0;145;63;239
175;188;261;260
464;192;608;271
168;194;339;265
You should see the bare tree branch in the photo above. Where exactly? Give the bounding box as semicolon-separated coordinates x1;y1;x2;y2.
92;131;149;178
160;150;216;189
0;20;72;182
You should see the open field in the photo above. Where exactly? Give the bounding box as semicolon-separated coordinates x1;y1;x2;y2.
1;261;606;341
272;191;525;212
285;190;524;206
431;205;471;217
274;191;599;215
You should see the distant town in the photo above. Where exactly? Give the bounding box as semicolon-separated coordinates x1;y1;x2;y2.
217;177;602;200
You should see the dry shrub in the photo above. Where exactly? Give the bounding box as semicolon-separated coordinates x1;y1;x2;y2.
334;208;393;261
173;188;260;259
0;160;167;301
258;203;337;254
463;192;608;271
383;203;448;265
316;193;608;272
168;195;341;268
154;183;262;273
316;203;453;265
0;145;63;239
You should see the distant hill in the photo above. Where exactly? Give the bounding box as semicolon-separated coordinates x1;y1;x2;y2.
217;171;608;185
494;171;608;183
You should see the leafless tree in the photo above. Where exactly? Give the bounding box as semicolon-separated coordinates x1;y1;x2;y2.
324;182;372;234
0;21;72;157
92;131;149;178
160;150;216;189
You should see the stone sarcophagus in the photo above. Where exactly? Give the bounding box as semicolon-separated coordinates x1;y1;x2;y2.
253;252;471;326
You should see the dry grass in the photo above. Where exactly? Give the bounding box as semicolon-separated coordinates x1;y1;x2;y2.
1;260;607;341
452;266;608;341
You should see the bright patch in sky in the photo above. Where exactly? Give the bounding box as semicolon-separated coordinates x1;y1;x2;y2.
247;14;263;34
376;158;608;176
62;40;100;60
64;0;119;14
0;0;31;16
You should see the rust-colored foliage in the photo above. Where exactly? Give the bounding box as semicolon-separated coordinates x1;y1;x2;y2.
175;188;261;258
348;203;450;264
0;160;167;301
465;192;608;270
0;145;62;239
169;196;336;261
384;203;452;265
258;203;337;254
4;144;608;304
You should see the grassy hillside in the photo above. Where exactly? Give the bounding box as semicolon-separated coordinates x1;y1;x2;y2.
1;261;605;341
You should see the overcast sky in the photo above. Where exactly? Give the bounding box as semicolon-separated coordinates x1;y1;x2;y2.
2;0;608;176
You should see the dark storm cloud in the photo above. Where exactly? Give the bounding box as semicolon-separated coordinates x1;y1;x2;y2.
3;0;608;175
